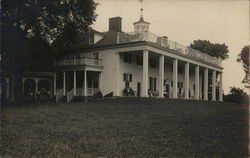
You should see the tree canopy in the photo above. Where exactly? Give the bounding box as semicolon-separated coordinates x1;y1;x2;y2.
189;40;229;60
1;0;98;100
237;45;250;85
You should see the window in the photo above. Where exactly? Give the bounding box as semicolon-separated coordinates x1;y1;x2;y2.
149;77;152;90
149;77;157;91
150;58;157;68
123;73;126;81
178;87;181;94
124;53;132;63
123;73;132;82
93;52;99;59
125;81;130;88
136;55;143;65
129;74;132;82
124;73;132;88
177;82;183;88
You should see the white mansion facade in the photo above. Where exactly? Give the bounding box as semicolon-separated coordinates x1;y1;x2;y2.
54;16;223;102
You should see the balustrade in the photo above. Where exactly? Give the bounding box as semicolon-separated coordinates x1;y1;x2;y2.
54;57;102;67
117;32;222;67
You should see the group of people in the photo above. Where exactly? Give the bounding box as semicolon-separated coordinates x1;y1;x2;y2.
123;87;135;96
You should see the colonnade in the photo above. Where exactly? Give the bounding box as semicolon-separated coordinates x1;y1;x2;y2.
141;49;223;101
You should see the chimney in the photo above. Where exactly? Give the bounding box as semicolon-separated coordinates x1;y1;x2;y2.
109;17;122;32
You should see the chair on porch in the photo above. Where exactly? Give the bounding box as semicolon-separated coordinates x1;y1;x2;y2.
148;90;159;97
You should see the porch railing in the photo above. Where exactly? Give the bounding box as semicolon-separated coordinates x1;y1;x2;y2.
66;88;75;102
54;57;102;67
117;32;222;67
56;88;64;102
76;87;100;96
76;88;83;96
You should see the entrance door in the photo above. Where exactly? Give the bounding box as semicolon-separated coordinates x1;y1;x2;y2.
165;84;170;98
137;82;141;97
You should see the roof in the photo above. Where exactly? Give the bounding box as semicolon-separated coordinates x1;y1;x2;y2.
64;30;118;52
133;17;150;25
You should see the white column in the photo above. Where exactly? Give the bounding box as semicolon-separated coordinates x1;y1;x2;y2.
63;71;66;96
142;50;149;97
184;62;189;99
115;52;120;96
73;71;76;96
199;73;202;99
84;70;87;96
159;55;164;98
204;68;208;100
219;72;223;101
54;72;57;95
212;70;216;101
195;65;199;100
173;59;178;98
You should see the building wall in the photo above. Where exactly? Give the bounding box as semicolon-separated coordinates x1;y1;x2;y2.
99;50;117;96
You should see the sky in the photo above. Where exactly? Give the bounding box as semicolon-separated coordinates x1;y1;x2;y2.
92;0;250;94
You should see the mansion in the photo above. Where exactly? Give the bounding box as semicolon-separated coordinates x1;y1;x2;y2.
54;16;223;102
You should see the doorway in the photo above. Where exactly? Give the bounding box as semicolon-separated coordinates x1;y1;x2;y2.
137;82;141;97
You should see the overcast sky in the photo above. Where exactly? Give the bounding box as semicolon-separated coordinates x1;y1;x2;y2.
92;0;249;94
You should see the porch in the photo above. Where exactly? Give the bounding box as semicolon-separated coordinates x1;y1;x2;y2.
54;71;102;102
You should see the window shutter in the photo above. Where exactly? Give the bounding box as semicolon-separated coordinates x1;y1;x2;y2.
129;74;132;82
123;73;126;81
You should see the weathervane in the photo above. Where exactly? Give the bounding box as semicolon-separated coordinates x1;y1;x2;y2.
139;0;143;17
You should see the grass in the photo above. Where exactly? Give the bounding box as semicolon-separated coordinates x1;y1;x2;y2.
0;97;248;158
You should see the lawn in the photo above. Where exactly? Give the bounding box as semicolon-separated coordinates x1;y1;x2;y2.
0;98;248;158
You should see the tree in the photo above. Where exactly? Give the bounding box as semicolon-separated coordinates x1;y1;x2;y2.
224;87;248;104
229;87;247;96
190;40;229;60
1;0;98;101
237;45;250;86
